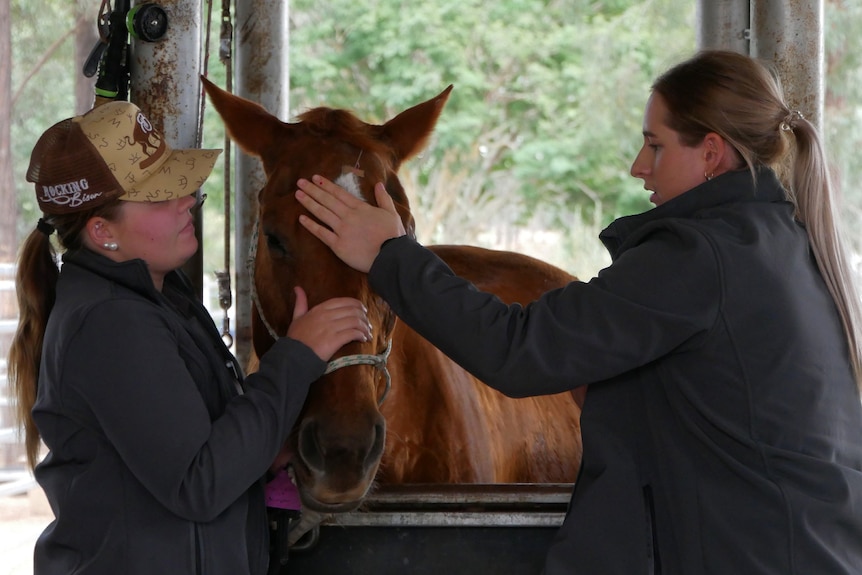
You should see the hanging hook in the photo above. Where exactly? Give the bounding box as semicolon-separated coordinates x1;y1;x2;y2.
215;270;233;348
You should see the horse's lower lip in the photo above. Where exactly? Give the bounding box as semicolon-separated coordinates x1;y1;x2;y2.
299;493;363;513
289;461;367;512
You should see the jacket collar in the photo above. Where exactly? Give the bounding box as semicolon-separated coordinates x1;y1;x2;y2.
599;166;787;259
62;248;190;302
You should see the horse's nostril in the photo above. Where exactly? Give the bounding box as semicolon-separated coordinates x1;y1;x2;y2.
298;420;325;472
298;415;386;477
365;422;386;468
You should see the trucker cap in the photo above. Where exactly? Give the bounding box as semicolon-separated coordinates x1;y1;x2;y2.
27;101;221;215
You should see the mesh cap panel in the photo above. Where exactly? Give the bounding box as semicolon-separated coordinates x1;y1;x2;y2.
27;101;221;215
27;118;124;215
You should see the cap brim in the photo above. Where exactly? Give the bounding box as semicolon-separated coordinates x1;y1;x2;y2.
120;148;222;202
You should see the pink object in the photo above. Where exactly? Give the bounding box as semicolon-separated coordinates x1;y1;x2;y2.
265;469;302;510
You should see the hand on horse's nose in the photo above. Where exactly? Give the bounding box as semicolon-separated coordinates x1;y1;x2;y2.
287;294;373;361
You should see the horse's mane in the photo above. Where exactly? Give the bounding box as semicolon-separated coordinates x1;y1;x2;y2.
297;107;394;169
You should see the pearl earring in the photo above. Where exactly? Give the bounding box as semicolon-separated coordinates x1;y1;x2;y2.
103;242;119;251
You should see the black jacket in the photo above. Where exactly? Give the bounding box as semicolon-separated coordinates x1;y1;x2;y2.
369;168;862;574
33;249;323;575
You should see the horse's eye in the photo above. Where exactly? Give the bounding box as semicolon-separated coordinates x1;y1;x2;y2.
265;232;290;258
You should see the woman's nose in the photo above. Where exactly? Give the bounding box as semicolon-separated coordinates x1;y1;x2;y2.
630;148;648;178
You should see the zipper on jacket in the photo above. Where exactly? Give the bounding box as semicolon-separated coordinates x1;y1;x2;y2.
194;522;203;575
643;485;662;575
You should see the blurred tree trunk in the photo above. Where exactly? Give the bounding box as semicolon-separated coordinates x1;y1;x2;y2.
0;0;16;262
75;0;98;114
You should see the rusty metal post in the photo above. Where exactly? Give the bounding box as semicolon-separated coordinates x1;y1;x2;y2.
129;0;206;295
696;0;751;53
234;0;290;368
751;0;824;127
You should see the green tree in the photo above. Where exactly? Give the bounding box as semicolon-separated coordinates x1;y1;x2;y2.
288;0;696;274
9;0;91;243
823;0;862;257
7;0;861;278
1;0;14;262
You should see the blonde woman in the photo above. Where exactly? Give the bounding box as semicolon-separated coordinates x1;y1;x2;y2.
296;50;862;574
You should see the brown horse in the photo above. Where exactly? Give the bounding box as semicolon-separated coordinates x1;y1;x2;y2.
202;78;584;515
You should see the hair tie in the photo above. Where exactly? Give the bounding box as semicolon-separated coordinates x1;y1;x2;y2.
37;218;55;236
780;110;805;132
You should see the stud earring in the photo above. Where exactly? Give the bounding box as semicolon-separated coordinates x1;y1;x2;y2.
103;242;119;251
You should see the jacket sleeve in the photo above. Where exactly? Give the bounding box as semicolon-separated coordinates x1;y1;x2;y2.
60;298;323;521
368;229;721;397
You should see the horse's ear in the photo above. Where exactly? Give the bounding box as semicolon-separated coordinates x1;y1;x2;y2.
379;85;453;168
201;76;283;162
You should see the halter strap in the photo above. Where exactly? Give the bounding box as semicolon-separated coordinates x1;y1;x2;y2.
248;220;393;405
247;220;281;341
324;340;392;405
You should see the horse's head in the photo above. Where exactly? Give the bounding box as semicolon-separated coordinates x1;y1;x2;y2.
203;77;452;511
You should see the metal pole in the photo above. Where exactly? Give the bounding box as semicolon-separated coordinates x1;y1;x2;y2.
696;0;751;54
129;0;206;295
751;0;824;127
234;0;290;368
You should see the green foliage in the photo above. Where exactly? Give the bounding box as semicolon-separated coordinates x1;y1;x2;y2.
823;0;862;256
10;0;88;239
287;0;696;272
8;0;862;277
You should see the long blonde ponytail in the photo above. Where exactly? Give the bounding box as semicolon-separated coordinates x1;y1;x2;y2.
653;50;862;391
790;118;862;389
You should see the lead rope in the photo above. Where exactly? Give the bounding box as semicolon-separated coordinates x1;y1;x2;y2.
215;0;234;348
247;221;282;341
196;0;233;347
247;221;393;405
199;0;236;347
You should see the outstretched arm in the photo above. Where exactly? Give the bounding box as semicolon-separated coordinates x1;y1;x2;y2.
296;175;406;273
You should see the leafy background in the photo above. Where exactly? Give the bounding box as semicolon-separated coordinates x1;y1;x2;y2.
7;0;862;284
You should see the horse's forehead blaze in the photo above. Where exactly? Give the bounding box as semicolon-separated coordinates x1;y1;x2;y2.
272;128;387;204
333;172;365;202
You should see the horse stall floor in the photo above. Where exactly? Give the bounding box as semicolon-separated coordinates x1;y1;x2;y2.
0;487;51;575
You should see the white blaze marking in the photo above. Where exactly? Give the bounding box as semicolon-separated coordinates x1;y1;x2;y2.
334;173;365;202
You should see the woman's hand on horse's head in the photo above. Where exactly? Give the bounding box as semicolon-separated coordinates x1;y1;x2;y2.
296;176;406;273
286;286;372;361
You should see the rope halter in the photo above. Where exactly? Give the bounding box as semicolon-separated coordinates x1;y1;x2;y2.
324;340;392;405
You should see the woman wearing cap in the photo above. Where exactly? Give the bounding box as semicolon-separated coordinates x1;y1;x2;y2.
9;102;371;575
294;50;862;573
